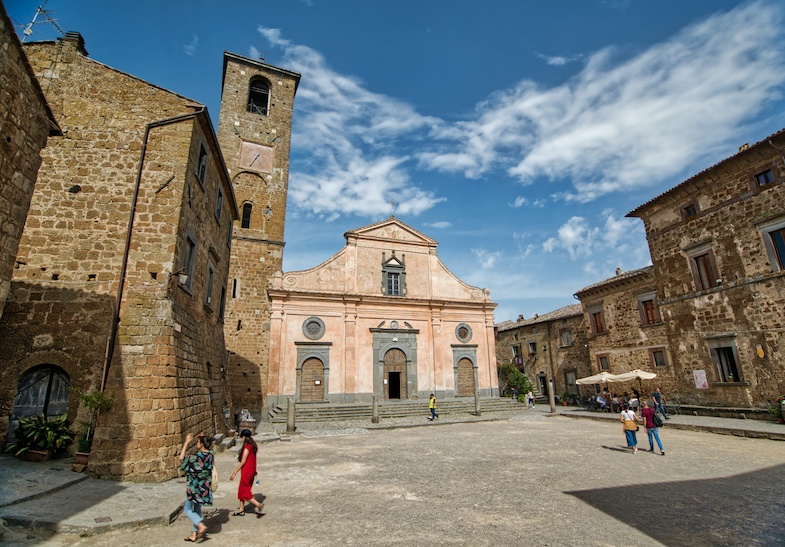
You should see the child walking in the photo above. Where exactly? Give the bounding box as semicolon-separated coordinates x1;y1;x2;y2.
229;429;264;517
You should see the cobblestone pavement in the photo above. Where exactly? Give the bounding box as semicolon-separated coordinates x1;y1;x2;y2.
2;408;783;546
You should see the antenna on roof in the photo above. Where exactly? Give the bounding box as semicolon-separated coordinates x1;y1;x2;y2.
259;49;267;62
20;1;65;42
388;200;398;218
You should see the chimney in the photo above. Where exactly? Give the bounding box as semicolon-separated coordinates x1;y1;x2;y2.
615;267;622;276
738;143;749;152
62;31;88;57
517;314;524;322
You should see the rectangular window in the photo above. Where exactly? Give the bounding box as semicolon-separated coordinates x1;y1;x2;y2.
196;143;208;187
559;328;573;347
682;203;698;219
708;339;742;383
589;307;606;335
528;341;537;355
511;344;522;365
689;250;719;291
755;169;774;187
387;272;400;295
598;355;610;371
767;227;785;271
204;262;215;308
637;294;660;326
232;278;238;298
650;348;667;367
219;285;227;321
226;216;233;248
181;233;197;291
215;186;223;222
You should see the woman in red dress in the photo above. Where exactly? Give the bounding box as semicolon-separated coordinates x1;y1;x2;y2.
229;429;264;517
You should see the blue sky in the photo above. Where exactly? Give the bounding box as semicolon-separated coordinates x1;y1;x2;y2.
8;0;785;322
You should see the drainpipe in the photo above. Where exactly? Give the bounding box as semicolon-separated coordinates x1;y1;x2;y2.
100;108;205;391
546;321;556;413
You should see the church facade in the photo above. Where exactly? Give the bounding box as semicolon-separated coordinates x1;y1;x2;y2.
267;218;498;408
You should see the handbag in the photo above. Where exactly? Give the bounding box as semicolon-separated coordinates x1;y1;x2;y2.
653;413;664;428
211;465;219;492
623;419;639;431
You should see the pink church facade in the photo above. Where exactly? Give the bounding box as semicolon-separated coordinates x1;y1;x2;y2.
266;218;498;407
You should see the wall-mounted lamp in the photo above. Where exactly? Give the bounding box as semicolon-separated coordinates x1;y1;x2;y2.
171;267;189;285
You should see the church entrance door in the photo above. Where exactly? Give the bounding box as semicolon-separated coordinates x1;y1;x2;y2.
383;348;407;400
301;357;325;402
456;357;475;397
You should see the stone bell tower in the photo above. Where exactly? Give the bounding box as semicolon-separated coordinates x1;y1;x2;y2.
217;52;300;414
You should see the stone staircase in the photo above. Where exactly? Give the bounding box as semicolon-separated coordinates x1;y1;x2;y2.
266;397;524;423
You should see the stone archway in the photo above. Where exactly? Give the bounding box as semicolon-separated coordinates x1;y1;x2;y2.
383;348;407;400
300;357;325;402
456;357;476;397
8;365;70;442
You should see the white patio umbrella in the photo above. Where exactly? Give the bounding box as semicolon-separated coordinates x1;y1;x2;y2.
575;371;618;385
610;369;657;382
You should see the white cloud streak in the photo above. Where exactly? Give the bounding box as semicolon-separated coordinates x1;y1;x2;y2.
183;35;198;56
418;1;785;202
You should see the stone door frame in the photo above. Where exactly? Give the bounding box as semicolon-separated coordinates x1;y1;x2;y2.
371;325;419;400
452;344;478;397
295;342;331;402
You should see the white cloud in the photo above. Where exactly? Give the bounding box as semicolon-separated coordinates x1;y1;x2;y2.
258;27;444;219
471;248;502;270
537;53;582;66
419;2;785;202
183;35;198;56
425;221;452;229
510;196;546;208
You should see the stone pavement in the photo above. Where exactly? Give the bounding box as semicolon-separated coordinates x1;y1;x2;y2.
0;403;782;542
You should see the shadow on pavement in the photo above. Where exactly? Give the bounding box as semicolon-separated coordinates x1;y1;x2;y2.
565;463;785;546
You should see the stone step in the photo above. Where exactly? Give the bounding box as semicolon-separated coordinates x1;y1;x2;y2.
267;398;525;423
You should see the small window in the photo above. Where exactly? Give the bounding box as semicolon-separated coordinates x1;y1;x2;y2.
196;144;208;187
691;251;719;290
302;317;326;340
708;339;742;382
559;328;573;347
598;355;610;371
650;348;667;367
511;344;522;365
232;278;238;298
682;203;698;219
637;293;661;326
226;216;233;248
204;262;215;308
214;186;224;222
247;78;270;116
755;169;774;187
764;226;785;271
219;285;227;321
381;251;406;296
455;323;472;343
528;341;537;354
181;233;197;291
241;203;253;229
588;305;606;335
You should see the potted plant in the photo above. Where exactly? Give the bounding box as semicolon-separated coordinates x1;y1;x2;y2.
768;395;785;424
6;414;75;461
73;388;115;464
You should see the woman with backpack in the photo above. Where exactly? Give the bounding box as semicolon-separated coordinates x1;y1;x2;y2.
641;400;665;455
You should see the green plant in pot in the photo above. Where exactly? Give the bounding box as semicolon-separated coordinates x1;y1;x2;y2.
73;388;115;459
6;414;75;460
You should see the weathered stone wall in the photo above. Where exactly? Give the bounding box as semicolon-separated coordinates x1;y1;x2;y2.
495;306;590;398
575;268;670;400
631;133;785;408
217;54;299;415
0;5;56;320
0;34;236;481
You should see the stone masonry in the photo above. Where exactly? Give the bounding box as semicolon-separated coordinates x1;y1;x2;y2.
0;33;238;481
216;53;300;416
0;3;59;320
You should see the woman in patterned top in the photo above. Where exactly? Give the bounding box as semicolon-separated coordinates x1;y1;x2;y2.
179;432;214;542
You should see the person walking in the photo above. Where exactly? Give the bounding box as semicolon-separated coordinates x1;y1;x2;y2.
179;433;213;542
229;429;265;517
428;393;439;420
653;387;669;419
526;390;535;408
641;400;665;455
620;403;639;454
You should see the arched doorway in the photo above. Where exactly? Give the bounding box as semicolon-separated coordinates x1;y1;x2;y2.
8;365;70;442
300;357;325;402
456;357;475;397
383;348;407;400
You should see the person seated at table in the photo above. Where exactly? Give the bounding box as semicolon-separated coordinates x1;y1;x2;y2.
596;394;609;411
611;394;621;413
629;397;640;410
622;391;631;404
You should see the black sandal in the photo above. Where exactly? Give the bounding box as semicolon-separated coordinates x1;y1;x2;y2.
232;511;245;516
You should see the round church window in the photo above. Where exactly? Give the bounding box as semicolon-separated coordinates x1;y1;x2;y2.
302;317;325;340
455;323;472;343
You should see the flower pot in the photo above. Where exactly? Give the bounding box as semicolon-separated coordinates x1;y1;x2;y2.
21;449;54;462
74;451;90;465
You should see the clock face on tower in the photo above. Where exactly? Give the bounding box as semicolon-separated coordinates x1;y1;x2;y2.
238;141;274;173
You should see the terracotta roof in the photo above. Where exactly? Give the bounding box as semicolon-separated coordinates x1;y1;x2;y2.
573;266;653;298
495;303;583;332
627;127;785;218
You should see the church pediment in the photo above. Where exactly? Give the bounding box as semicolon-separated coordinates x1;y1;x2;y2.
344;217;437;248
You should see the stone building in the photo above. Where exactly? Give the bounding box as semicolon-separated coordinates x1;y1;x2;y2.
266;217;499;408
0;2;59;320
573;267;670;397
216;53;300;416
495;304;589;399
627;129;785;409
0;33;238;481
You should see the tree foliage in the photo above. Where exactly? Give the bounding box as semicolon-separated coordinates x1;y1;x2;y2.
497;364;534;399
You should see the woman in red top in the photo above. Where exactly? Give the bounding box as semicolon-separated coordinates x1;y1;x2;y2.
229;429;264;516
